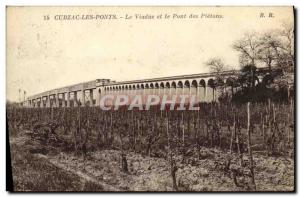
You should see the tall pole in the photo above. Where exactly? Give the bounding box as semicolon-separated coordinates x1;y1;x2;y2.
18;89;21;103
247;102;256;190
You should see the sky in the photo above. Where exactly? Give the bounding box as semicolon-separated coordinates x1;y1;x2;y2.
6;6;293;102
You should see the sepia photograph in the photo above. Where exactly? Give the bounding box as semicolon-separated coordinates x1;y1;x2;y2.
6;6;295;192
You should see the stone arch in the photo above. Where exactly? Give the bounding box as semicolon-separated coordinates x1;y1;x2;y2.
115;86;120;95
177;81;183;88
198;79;206;102
153;82;159;95
177;81;184;99
165;82;171;88
144;84;150;101
184;80;190;87
160;82;165;88
191;80;198;88
207;78;216;102
208;78;215;88
199;79;206;87
171;81;176;88
190;80;198;98
149;83;154;95
170;81;177;98
183;80;190;95
156;82;164;97
150;83;154;89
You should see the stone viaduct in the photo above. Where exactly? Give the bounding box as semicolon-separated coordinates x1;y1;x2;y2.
23;69;269;108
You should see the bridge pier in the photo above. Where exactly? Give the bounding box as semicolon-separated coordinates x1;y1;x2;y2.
43;97;46;108
55;93;59;108
39;98;42;108
61;93;66;107
37;98;41;108
50;95;55;107
81;89;85;106
50;95;55;108
36;98;40;108
48;95;52;107
46;95;50;108
95;87;101;106
66;92;70;107
89;89;94;106
74;91;78;107
40;97;44;108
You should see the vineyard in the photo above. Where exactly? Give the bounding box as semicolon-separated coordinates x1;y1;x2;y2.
8;102;295;191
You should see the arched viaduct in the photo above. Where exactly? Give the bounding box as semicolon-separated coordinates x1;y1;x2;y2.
22;69;259;108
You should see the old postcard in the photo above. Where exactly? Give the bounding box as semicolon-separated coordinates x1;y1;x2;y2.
6;6;294;192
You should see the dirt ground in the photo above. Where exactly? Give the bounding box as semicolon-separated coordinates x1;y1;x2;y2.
9;129;294;192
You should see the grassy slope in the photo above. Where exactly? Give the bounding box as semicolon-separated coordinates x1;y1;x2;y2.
10;143;103;192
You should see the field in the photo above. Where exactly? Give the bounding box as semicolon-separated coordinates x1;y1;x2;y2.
7;102;295;192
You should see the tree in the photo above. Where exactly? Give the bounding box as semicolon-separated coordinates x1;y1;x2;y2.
205;57;229;101
239;64;258;89
206;57;227;73
257;32;282;71
233;33;262;67
255;21;294;72
275;21;294;70
205;57;230;86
